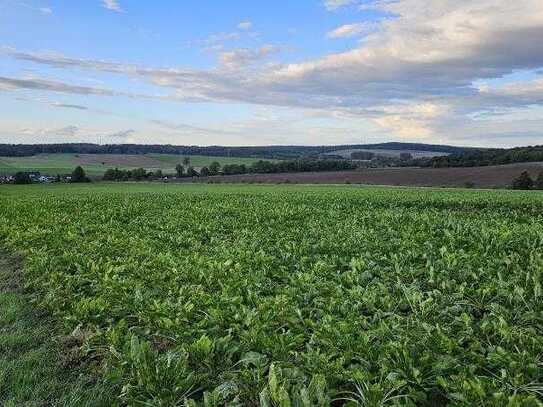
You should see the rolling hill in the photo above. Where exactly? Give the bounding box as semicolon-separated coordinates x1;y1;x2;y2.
0;142;474;159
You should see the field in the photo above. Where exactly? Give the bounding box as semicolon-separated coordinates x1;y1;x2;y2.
326;149;449;159
0;154;272;176
1;183;543;405
197;162;543;189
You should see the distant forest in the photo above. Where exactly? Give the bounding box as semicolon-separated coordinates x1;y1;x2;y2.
2;142;543;168
424;145;543;168
0;142;470;159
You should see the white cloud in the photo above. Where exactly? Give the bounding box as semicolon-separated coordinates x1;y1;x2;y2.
19;125;81;138
327;23;371;39
187;22;257;51
14;2;53;15
0;75;120;96
219;45;279;69
51;102;88;110
1;125;142;144
0;74;161;101
102;0;122;13
187;32;242;51
149;119;241;140
237;21;253;30
269;0;543;96
494;78;543;97
108;129;134;139
370;103;450;139
55;125;79;137
323;0;356;11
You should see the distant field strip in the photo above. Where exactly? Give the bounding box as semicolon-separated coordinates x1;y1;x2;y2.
0;184;542;405
0;154;274;176
327;148;450;159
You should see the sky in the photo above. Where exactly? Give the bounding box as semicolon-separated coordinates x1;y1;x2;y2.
0;0;543;147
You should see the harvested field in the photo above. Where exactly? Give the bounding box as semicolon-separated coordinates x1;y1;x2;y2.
191;162;543;188
69;154;166;167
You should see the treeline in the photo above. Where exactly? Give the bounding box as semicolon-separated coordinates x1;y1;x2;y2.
103;167;170;181
247;159;355;174
102;159;356;181
0;142;468;159
207;159;356;176
426;145;543;168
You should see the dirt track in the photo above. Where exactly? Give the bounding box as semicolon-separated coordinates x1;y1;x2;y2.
187;162;543;188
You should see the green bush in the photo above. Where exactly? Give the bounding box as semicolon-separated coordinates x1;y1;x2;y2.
512;171;533;190
70;166;90;183
13;172;32;185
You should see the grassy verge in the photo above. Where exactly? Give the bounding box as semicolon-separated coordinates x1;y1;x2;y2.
0;250;116;406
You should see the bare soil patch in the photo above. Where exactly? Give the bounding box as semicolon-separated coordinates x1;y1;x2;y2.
75;154;166;168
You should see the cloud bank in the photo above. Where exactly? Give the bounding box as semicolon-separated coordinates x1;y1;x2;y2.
3;0;543;144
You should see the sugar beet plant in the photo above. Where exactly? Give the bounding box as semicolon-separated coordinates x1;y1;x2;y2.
0;184;543;406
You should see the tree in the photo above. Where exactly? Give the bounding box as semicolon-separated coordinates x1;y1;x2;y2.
512;171;533;190
14;172;32;184
209;161;221;175
131;168;148;181
535;171;543;190
250;160;276;173
103;168;117;181
153;169;163;179
200;167;210;177
182;157;191;166
71;166;90;183
175;164;184;178
222;164;248;175
186;166;198;177
400;152;413;161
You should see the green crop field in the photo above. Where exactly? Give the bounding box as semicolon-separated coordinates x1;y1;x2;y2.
1;183;543;406
0;154;273;176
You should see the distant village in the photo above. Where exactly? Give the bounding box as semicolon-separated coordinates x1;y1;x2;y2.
0;172;72;184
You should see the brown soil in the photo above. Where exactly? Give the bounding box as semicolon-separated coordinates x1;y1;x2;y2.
186;162;543;188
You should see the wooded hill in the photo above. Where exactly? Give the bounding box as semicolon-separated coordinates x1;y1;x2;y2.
425;145;543;167
0;142;471;159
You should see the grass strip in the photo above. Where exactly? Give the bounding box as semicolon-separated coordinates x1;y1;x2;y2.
0;250;116;406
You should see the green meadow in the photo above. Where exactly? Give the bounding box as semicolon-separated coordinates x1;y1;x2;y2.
0;154;274;176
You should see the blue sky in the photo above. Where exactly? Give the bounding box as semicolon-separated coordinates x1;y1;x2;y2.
1;0;542;147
